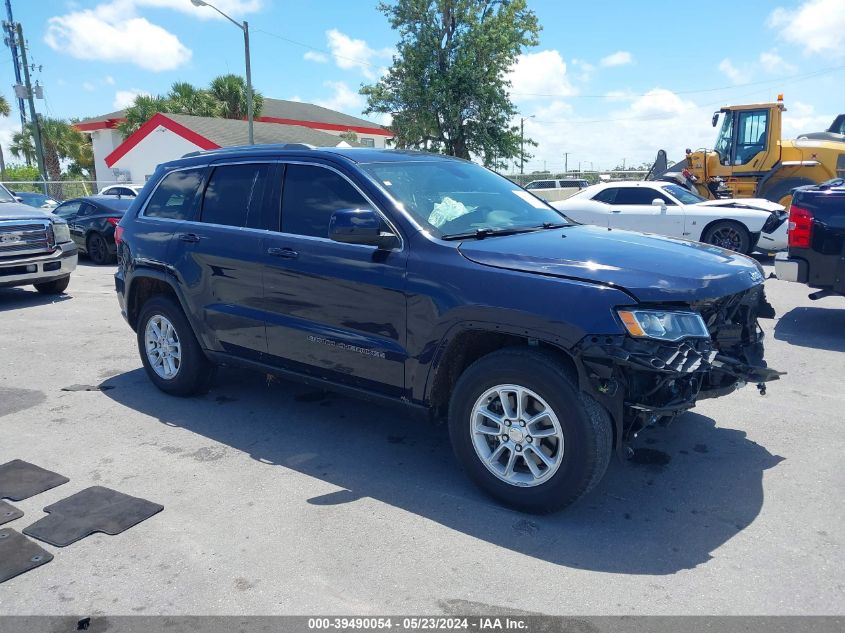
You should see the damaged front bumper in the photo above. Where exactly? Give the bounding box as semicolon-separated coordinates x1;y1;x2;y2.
573;284;784;456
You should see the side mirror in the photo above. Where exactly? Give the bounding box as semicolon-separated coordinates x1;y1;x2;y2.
712;112;720;127
14;196;23;203
651;198;666;207
329;208;399;250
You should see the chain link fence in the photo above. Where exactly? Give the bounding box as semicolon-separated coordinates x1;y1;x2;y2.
505;171;650;187
0;180;129;201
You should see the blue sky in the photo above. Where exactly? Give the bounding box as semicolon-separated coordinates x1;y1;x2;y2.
5;0;845;171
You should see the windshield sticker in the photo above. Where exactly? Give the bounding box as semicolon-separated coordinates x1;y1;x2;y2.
429;196;472;227
512;190;549;209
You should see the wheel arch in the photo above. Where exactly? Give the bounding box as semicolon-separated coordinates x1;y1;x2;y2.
125;269;189;333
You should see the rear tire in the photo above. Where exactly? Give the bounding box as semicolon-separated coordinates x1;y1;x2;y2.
702;220;751;254
137;295;216;396
87;232;113;265
33;276;70;294
448;348;612;514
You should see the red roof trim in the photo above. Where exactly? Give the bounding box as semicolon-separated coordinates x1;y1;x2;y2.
256;116;392;136
104;113;219;168
75;118;125;132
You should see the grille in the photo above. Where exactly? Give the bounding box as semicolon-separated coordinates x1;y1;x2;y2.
0;220;53;258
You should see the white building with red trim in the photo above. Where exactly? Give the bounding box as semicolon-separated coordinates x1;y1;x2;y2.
75;98;393;187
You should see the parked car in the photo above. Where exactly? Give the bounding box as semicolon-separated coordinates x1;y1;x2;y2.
52;195;135;265
99;184;143;198
775;178;845;299
524;178;590;202
12;191;61;210
0;187;77;294
115;147;780;513
553;181;788;254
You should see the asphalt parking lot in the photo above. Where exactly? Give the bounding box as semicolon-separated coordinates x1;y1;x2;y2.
0;259;843;615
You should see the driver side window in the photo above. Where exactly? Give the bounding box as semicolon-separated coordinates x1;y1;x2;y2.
54;201;82;219
735;110;768;165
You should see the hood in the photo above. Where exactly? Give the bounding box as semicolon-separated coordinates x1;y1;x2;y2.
457;225;765;303
0;202;54;221
696;198;784;213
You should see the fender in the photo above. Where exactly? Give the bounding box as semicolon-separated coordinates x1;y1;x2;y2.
123;265;201;344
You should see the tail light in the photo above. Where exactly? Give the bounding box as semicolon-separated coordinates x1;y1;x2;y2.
787;205;813;248
113;223;124;245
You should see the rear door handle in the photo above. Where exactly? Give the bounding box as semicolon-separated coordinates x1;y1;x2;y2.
177;233;201;243
267;247;298;259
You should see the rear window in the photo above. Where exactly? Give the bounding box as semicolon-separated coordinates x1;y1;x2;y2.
144;169;204;220
200;163;269;229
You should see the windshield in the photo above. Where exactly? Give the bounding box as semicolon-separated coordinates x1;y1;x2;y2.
359;160;567;238
0;186;16;203
663;184;706;204
714;112;733;161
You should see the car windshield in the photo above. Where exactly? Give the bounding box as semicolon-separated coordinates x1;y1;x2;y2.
359;160;567;238
663;184;707;204
0;186;16;203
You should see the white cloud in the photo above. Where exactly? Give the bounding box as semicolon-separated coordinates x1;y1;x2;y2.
507;50;575;99
569;58;595;82
134;0;262;20
769;0;845;58
104;75;115;85
325;29;392;79
82;82;96;92
304;50;328;63
599;51;633;67
782;101;837;137
718;58;749;84
516;89;708;173
113;88;151;109
758;49;798;74
45;2;192;71
316;81;365;114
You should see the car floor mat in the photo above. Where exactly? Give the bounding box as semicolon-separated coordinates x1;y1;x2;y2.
23;486;163;547
0;500;23;526
0;528;52;584
0;459;69;501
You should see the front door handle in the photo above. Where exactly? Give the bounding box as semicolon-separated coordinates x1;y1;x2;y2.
177;233;201;243
611;209;622;213
267;247;298;259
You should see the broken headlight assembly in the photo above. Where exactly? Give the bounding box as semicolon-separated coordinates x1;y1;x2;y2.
617;309;710;342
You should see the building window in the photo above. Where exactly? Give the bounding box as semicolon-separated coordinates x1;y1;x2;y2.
360;137;375;147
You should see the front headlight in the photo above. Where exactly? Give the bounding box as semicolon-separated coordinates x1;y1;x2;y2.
617;309;710;341
52;221;71;244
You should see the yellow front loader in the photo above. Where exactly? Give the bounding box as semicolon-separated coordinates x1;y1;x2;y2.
649;97;845;207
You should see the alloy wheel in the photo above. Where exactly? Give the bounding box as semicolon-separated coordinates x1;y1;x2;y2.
470;384;565;487
144;314;181;380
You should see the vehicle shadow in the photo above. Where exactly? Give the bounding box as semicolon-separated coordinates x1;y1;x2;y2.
774;305;845;352
0;286;71;312
102;367;783;576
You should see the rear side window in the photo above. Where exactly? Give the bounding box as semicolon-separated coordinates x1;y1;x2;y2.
144;168;204;220
592;188;619;204
613;187;671;205
200;163;269;229
281;164;372;238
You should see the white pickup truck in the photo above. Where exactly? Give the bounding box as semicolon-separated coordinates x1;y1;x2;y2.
524;178;590;202
0;185;78;294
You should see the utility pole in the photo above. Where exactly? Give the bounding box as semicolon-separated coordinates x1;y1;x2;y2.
520;118;525;174
3;0;26;134
16;22;46;190
563;152;570;174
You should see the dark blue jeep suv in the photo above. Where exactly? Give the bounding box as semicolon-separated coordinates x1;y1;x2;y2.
115;146;780;513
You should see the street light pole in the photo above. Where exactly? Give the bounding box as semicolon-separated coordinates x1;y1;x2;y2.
191;0;254;144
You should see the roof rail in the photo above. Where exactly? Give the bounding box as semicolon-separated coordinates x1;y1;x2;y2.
181;143;317;159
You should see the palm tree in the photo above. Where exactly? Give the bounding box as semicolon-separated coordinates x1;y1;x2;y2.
0;95;9;178
10;118;91;195
166;82;220;117
117;95;170;138
208;74;263;120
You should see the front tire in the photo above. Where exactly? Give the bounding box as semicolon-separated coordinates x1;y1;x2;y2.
137;295;215;396
448;348;612;514
762;177;815;209
33;276;70;294
702;220;751;253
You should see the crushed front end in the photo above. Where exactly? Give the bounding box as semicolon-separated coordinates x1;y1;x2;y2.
573;283;783;455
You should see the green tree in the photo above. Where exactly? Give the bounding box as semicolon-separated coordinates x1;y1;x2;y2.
10;118;91;182
118;76;264;138
361;0;539;164
208;73;264;120
0;95;9;117
338;130;359;144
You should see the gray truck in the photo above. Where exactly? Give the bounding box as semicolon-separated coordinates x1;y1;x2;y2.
0;185;78;294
